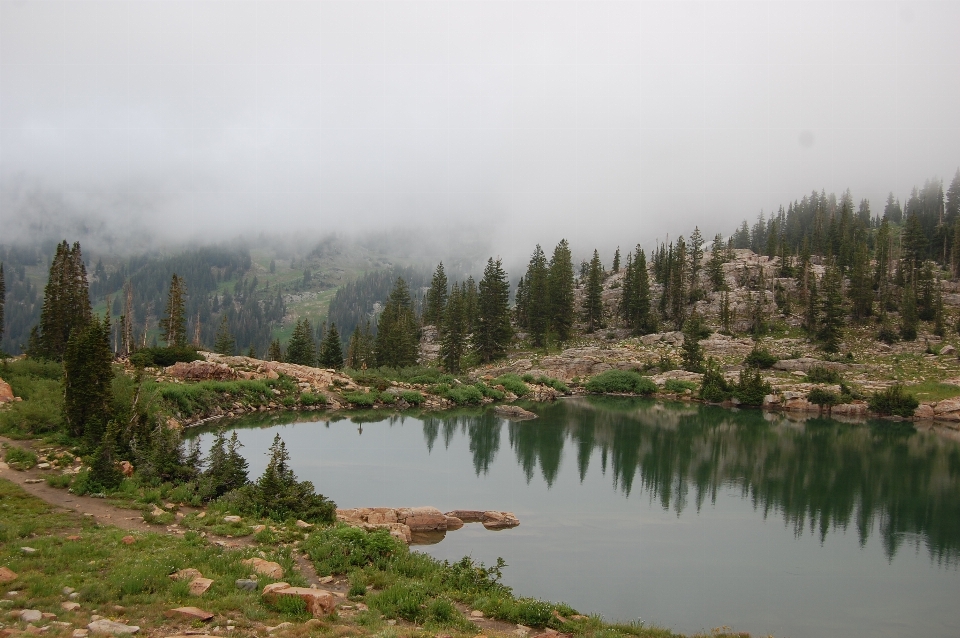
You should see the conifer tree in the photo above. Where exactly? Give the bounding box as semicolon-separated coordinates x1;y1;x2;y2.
917;261;936;321
203;428;249;498
947;168;960;222
849;240;873;321
256;434;335;523
547;240;575;342
214;314;235;355
628;247;655;335
286;317;317;366
670;236;688;329
901;275;919;341
934;276;945;337
267;339;283;362
708;234;727;291
463;276;479;332
88;419;125;491
583;249;604;332
473;258;513;363
31;241;92;360
680;313;705;372
63;312;113;447
514;276;527;327
439;282;467;373
318;323;344;369
817;261;845;353
719;290;733;334
523;245;550;347
375;278;420;368
161;273;188;347
688;227;704;299
423;263;449;326
612;247;621;273
804;272;819;335
620;252;634;323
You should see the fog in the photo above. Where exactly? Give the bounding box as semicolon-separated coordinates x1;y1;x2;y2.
2;1;959;263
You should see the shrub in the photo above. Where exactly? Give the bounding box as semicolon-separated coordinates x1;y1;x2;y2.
129;346;201;368
493;374;530;397
299;391;326;407
342;391;377;407
4;446;38;470
664;379;697;393
45;473;73;489
807;387;840;409
534;376;570;394
805;366;842;384
474;382;504;401
733;368;772;406
378;391;398;404
445;385;484;405
868;385;920;417
743;347;778;369
399;390;424;405
699;361;732;403
584;370;657;395
0;359;64;435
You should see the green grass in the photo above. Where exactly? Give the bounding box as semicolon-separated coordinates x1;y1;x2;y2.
492;374;530;397
906;380;960;402
0;359;64;435
4;445;38;470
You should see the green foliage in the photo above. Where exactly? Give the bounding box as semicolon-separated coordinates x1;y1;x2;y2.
318;323;344;369
285;317;317;366
129;346;201;368
63;313;114;448
585;370;657;395
423;262;449;326
299;391;326;407
0;359;63;435
29;240;92;361
533;375;569;394
161;273;188;348
663;379;697;393
733;368;772;406
680;313;706;372
583;249;605;332
399;390;424;405
699;360;732;403
304;525;403;575
439;281;468;373
547;239;576;342
805;366;842;384
4;445;38;470
158;380;274;418
375;278;420;368
342;391;378;407
213;313;235;355
743;347;778;369
200;427;250;500
868;385;920;417
807;387;840;408
474;382;504;401
443;385;484;405
492;374;530;397
474;258;514;363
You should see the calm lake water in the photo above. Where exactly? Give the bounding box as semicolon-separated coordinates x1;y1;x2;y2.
191;398;960;638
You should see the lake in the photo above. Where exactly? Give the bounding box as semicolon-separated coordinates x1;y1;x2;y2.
190;398;960;637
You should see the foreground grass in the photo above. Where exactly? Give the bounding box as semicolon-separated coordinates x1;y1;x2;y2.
0;478;747;638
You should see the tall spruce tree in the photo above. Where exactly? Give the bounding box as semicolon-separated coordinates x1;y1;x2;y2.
612;247;621;273
161;273;188;347
523;245;550;347
473;258;513;363
214;314;235;355
423;263;449;326
817;261;845;353
849;240;873;320
583;249;604;331
547;240;575;342
375;278;420;368
286;318;317;366
463;276;479;332
688;227;704;299
439;282;467;372
31;241;92;360
346;321;375;369
901;274;919;341
267;339;283;362
670;236;688;328
680;313;705;372
63;312;113;448
708;234;727;291
318;323;344;369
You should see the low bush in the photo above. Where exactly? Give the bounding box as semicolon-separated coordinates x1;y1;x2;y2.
584;370;657;395
159;380;274;417
699;361;732;403
493;374;530;397
378;391;397;404
664;379;698;393
299;391;326;407
534;376;570;394
342;391;377;407
0;359;64;435
129;346;202;368
807;387;840;409
805;366;842;384
4;446;38;470
400;390;424;405
869;385;920;417
733;368;772;407
474;382;505;401
743;347;778;369
45;473;73;489
445;385;484;405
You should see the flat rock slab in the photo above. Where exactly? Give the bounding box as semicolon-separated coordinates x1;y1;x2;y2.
165;607;214;622
235;579;257;591
0;567;17;584
493;405;538;420
262;583;336;617
169;568;203;582
188;577;213;596
61;602;81;612
241;558;283;579
87;620;140;635
20;610;43;623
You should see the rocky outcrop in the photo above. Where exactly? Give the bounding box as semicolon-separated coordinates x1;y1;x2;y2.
444;510;520;529
241;557;284;579
772;358;847;373
337;506;520;543
165;361;239;381
493;405;538;420
261;583;337;617
0;377;14;403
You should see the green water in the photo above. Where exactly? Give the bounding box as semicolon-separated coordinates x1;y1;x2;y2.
194;398;960;637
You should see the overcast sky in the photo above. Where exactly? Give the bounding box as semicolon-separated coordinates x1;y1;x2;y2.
2;1;959;260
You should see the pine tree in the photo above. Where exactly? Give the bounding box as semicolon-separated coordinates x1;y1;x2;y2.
286;318;317;366
473;258;513;363
267;339;283;362
161;273;188;347
439;282;467;373
31;241;92;360
547;240;575;342
849;240;873;321
612;247;621;273
88;419;125;491
680;313;705;372
214;314;235;355
817;261;845;353
318;323;344;369
63;312;113;448
670;236;688;329
583;249;604;332
708;234;727;291
463;277;479;333
917;261;936;321
375;278;420;368
719;290;733;334
688;227;704;299
934;276;945;337
900;274;919;341
423;263;449;326
804;272;819;335
630;247;655;334
523;245;549;347
204;427;249;498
